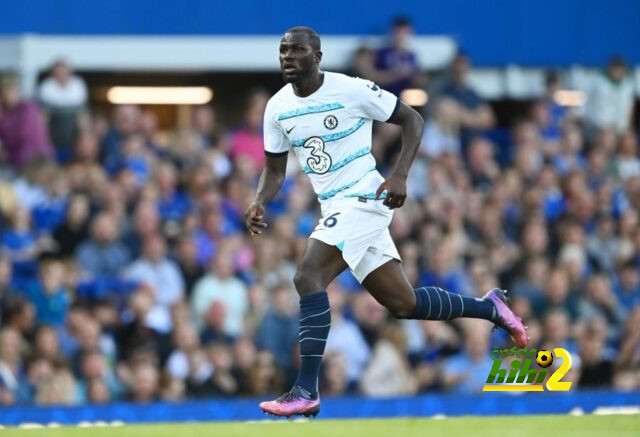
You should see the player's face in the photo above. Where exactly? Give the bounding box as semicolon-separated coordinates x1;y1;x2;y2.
279;33;318;83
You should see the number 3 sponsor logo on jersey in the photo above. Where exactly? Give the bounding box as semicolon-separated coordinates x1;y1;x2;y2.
303;136;332;174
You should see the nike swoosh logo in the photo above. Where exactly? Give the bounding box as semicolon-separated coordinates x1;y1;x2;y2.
286;126;296;134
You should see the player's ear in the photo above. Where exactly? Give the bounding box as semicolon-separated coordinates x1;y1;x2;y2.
315;50;323;63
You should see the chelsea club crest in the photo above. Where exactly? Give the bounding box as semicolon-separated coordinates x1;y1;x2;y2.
323;115;338;130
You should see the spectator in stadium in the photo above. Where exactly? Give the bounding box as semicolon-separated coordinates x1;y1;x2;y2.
191;105;221;150
245;350;285;396
420;97;461;159
251;235;297;291
614;131;640;181
174;235;204;298
466;137;499;190
75;213;131;279
612;260;640;309
190;250;248;338
530;99;562;145
360;321;416;396
72;317;116;374
419;240;473;297
124;235;185;333
37;59;88;160
72;130;101;168
0;74;54;169
616;306;640;371
256;284;299;378
165;322;210;383
115;291;165;364
1;295;34;339
86;377;111;404
510;257;549;307
127;361;160;403
21;355;54;404
372;17;421;96
538;267;573;317
322;352;350;396
56;304;91;359
579;275;625;330
190;342;239;397
351;292;388;349
155;160;192;224
229;337;256;395
100;105;141;167
0;255;15;311
139;110;161;151
77;349;121;402
542;71;571;135
428;52;496;146
33;325;63;363
229;88;269;170
120;200;161;260
34;365;78;405
349;46;377;82
441;320;494;394
51;193;90;259
199;299;232;345
0;327;24;405
2;206;49;282
111;134;156;187
577;321;614;387
585;56;635;135
325;285;370;387
541;309;577;354
21;260;70;328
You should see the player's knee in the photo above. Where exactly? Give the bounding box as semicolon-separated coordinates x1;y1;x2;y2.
390;305;414;319
293;267;322;296
387;297;415;319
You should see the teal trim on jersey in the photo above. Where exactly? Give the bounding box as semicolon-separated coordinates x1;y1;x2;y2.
277;103;344;121
344;191;386;200
292;118;366;148
303;146;371;174
317;167;376;201
336;241;345;251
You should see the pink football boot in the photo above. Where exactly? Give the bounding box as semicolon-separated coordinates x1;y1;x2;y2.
259;386;320;418
483;288;529;348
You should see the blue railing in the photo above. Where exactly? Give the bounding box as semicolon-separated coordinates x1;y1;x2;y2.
1;0;639;65
1;391;638;425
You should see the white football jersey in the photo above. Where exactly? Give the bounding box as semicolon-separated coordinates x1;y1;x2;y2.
263;72;399;204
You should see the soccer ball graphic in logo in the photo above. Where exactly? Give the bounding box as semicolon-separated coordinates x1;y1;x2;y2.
536;350;553;368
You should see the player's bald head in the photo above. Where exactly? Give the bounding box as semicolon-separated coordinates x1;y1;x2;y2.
284;26;321;51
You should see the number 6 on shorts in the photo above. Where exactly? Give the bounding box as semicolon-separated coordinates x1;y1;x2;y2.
323;213;340;228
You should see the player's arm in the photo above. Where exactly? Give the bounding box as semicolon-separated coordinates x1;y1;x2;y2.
245;153;288;235
375;101;424;209
245;100;290;235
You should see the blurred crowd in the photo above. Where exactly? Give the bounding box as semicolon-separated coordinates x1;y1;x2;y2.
0;21;639;406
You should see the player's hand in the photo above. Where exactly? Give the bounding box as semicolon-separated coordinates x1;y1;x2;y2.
244;200;268;235
375;173;407;209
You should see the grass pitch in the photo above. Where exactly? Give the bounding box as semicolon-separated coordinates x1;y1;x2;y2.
1;415;638;436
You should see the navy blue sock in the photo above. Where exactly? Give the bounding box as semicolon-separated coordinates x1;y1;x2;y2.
293;291;331;398
409;287;497;321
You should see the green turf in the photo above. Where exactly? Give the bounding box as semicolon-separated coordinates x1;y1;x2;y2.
1;415;638;437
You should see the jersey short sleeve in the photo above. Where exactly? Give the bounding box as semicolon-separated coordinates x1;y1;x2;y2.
263;99;290;157
352;77;400;122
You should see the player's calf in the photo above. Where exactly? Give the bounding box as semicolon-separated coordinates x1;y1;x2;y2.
397;286;528;348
